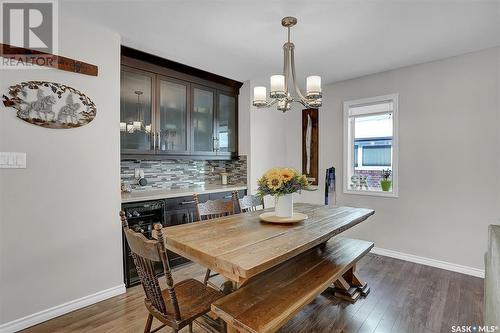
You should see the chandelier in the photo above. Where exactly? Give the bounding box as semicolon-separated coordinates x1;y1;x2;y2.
252;17;322;112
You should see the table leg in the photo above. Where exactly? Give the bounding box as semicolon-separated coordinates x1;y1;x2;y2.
331;264;370;303
343;264;370;296
222;279;237;294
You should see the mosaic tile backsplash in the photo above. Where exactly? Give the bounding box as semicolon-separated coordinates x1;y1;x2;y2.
121;156;247;192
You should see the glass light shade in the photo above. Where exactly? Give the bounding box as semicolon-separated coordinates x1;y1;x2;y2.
120;122;127;132
309;98;322;108
306;75;322;98
270;75;286;98
133;121;142;131
253;86;267;106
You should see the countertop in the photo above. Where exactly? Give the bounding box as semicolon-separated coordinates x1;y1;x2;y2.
121;184;248;203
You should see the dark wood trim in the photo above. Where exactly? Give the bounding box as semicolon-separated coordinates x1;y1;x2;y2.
122;56;239;95
302;109;319;185
1;43;98;76
121;46;242;91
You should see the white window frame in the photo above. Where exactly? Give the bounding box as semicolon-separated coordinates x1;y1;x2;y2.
343;94;399;198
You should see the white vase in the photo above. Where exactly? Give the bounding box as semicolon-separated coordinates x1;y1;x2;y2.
275;194;294;218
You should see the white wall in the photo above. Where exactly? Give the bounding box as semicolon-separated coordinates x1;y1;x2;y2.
286;47;500;270
0;16;122;329
241;81;289;207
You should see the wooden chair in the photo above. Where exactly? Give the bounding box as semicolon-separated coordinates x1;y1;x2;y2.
194;194;236;290
120;212;225;333
236;193;264;213
194;194;235;220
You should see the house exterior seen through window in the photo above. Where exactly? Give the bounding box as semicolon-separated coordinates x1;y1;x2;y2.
343;94;398;197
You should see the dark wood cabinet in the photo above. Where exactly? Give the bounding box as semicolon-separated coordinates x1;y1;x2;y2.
164;194;207;226
120;46;242;159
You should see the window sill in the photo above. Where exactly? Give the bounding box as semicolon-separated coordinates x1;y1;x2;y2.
343;189;398;198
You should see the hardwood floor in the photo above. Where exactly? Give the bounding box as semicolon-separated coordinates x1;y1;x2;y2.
20;254;483;333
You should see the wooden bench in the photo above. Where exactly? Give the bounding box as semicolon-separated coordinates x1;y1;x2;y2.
211;237;374;333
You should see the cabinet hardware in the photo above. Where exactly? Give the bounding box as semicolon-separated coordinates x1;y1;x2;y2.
213;137;220;152
213;137;217;152
180;200;196;205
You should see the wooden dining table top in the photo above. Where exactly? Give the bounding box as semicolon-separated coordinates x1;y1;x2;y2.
162;204;375;284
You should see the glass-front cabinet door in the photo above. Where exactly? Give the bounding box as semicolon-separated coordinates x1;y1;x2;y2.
120;68;154;153
158;77;189;153
217;93;237;153
192;86;215;153
120;63;239;157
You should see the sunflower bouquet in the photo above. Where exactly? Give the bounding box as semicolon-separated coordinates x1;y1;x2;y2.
257;167;310;198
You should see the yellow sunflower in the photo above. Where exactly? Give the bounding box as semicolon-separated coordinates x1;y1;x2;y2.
267;173;283;191
265;168;282;180
281;168;295;183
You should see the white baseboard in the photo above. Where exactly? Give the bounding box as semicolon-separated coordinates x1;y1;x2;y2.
0;284;126;333
371;247;485;278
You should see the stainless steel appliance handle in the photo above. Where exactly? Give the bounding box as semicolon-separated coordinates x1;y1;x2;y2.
180;200;196;205
152;132;156;150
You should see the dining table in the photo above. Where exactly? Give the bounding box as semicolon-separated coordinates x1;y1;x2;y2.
161;203;375;289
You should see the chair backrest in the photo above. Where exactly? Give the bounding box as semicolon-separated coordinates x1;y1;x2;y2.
120;211;181;321
237;193;264;213
194;194;235;220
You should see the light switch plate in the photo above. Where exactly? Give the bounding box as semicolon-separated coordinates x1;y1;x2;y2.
0;152;26;169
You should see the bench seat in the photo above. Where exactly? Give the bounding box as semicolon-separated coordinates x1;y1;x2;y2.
211;237;374;333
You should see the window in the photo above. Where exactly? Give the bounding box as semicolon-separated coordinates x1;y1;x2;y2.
343;94;398;197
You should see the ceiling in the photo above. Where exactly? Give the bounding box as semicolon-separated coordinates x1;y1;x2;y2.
61;0;500;85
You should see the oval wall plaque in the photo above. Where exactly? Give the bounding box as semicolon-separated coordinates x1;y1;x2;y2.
2;81;97;129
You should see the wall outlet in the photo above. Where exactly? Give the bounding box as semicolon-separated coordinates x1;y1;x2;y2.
0;152;27;169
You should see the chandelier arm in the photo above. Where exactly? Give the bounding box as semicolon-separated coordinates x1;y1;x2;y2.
290;46;308;101
295;99;310;108
255;98;279;109
290;96;317;108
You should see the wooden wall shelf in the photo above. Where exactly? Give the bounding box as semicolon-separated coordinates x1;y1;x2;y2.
0;43;98;76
